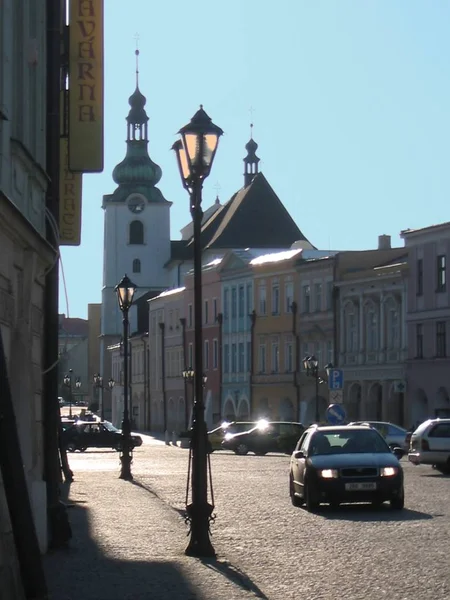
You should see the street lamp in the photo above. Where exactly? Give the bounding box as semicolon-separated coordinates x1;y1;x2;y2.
108;378;115;391
63;368;80;419
173;106;223;558
303;355;320;423
115;274;137;481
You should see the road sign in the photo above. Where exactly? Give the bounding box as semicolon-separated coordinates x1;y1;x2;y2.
325;403;347;425
329;390;343;404
328;369;344;390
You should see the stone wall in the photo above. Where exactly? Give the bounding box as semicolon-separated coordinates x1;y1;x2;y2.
0;470;25;600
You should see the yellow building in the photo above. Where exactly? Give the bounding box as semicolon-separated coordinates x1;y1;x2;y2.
250;250;301;421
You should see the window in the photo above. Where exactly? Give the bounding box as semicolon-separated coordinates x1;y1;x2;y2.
132;258;141;273
213;339;218;368
224;344;229;372
213;298;218;321
417;259;423;296
129;220;144;244
188;304;193;328
416;324;423;359
436;321;446;358
188;343;193;368
204;300;209;324
169;310;173;330
326;282;333;310
345;309;358;352
437;255;446;292
271;341;279;372
327;340;333;364
272;282;280;315
238;285;245;316
204;340;209;369
314;283;322;312
224;289;229;320
387;305;400;349
247;341;251;371
366;308;378;351
259;284;266;315
231;288;237;318
285;340;293;372
315;342;322;366
246;283;253;314
302;285;310;312
238;342;245;372
231;343;237;372
285;281;294;312
259;344;266;373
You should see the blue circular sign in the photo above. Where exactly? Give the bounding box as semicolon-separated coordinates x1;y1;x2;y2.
325;403;347;425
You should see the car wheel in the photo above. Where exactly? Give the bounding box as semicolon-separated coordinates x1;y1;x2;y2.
434;459;450;475
254;451;267;456
235;443;249;455
289;474;303;507
390;488;405;510
66;442;77;453
304;480;320;512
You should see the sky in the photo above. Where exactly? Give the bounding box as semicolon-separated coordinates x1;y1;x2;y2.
60;0;450;319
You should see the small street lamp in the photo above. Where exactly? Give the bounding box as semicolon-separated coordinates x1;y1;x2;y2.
63;368;80;419
108;378;115;391
115;274;137;481
303;355;320;423
173;106;223;558
182;367;195;383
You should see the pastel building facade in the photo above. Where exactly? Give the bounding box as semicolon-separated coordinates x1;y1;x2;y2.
401;222;450;424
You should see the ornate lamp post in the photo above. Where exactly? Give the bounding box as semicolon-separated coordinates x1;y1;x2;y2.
93;374;115;420
173;106;223;557
303;355;320;423
63;369;81;419
115;274;137;481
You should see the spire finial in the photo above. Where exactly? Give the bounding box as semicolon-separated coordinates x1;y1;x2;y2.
134;33;140;87
249;106;255;138
213;181;221;203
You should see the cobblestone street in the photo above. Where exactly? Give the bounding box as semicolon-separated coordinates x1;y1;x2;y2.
52;436;450;600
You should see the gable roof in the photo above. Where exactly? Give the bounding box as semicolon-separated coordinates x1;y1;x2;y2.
188;172;314;250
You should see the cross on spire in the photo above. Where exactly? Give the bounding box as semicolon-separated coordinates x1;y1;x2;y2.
249;106;255;137
213;181;221;203
134;33;140;87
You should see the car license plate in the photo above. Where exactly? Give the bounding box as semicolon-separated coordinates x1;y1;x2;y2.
345;482;377;491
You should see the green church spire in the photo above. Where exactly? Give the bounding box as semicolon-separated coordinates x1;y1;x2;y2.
110;49;167;203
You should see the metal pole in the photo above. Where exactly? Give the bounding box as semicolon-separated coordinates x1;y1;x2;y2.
120;309;132;480
100;384;104;421
185;180;215;557
315;369;319;423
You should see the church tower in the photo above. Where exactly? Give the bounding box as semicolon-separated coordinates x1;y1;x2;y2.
100;51;171;414
243;124;260;187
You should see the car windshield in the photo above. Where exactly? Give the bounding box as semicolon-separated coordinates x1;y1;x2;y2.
103;421;119;432
309;429;390;455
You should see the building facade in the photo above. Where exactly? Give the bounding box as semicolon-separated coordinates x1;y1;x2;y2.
58;314;89;405
335;239;408;424
401;222;450;424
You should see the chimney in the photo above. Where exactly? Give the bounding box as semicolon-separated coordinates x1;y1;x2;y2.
378;235;391;250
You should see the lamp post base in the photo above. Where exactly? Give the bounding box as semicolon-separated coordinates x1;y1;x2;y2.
185;502;216;557
119;453;133;481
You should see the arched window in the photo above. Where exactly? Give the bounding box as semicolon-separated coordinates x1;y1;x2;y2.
365;301;378;352
132;258;141;273
344;302;358;352
129;220;144;245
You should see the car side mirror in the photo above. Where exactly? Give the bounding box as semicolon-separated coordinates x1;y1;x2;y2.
293;450;305;460
392;447;404;459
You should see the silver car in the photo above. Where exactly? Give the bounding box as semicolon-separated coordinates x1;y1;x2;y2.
349;421;408;451
408;418;450;474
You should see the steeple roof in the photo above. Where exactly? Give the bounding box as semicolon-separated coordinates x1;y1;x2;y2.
243;124;260;187
107;50;169;205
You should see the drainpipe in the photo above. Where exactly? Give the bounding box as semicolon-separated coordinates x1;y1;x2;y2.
141;333;148;431
292;301;301;422
249;310;256;418
159;322;168;441
217;312;223;419
180;317;188;429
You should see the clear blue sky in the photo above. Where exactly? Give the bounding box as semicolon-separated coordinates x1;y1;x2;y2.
60;0;450;319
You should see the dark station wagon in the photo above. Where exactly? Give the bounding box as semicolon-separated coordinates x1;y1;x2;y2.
62;421;143;452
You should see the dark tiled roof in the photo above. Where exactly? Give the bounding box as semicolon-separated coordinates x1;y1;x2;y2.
58;315;88;337
167;240;192;264
193;172;311;250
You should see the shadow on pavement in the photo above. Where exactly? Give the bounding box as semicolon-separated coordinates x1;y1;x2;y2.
201;558;269;600
315;504;433;522
44;495;203;600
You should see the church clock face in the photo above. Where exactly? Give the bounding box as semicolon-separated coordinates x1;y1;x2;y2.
127;194;146;214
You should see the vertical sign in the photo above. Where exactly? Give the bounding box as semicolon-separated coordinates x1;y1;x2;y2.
60;90;83;245
68;0;104;172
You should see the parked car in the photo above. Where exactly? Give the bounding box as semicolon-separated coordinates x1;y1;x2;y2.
408;418;450;474
222;420;305;455
207;421;258;451
62;420;143;452
349;421;408;451
289;425;405;511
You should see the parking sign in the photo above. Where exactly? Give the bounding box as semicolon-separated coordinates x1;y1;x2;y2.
328;369;344;390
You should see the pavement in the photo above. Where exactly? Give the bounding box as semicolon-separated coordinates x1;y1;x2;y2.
43;434;257;600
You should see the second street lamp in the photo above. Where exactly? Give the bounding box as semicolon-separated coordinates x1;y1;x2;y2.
173;106;223;558
115;274;137;481
303;355;320;423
